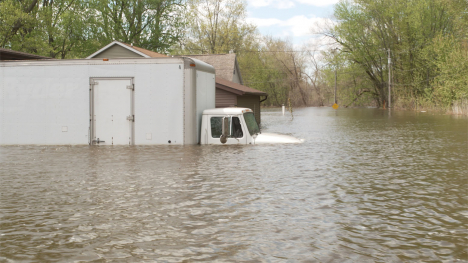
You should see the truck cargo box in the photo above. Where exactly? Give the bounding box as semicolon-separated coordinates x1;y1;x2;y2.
0;57;215;145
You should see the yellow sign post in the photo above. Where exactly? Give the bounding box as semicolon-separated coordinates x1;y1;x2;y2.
332;103;339;109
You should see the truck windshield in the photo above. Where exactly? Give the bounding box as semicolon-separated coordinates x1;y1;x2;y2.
243;112;260;136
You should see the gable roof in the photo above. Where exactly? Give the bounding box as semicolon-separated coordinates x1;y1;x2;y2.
0;48;50;60
184;54;243;84
86;41;167;59
216;77;267;96
118;42;168;58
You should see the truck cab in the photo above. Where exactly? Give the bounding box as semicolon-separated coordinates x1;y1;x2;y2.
200;108;258;145
200;108;302;145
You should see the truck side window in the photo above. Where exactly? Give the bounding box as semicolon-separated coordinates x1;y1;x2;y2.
210;117;243;138
231;117;243;138
210;117;228;138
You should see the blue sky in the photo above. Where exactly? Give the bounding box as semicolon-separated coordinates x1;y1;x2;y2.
245;0;338;47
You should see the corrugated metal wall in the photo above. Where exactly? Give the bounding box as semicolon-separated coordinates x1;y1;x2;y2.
237;95;261;124
215;88;237;108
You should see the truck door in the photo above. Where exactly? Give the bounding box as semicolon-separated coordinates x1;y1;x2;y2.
208;115;247;144
90;78;134;145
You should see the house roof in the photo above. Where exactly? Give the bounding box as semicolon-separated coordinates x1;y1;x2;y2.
184;54;242;83
182;53;267;97
86;40;167;59
0;48;50;60
216;77;267;96
118;42;168;58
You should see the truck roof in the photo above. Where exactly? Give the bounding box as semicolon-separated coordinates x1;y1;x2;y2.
0;57;215;74
203;107;252;115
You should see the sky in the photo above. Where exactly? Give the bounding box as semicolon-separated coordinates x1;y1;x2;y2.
245;0;338;48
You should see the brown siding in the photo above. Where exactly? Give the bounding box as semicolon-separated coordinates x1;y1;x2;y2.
237;95;261;124
216;88;237;108
94;45;144;58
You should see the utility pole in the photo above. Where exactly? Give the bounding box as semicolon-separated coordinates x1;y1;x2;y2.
334;48;338;104
388;49;392;108
334;67;337;104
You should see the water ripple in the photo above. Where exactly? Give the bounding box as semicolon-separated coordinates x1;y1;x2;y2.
1;108;467;262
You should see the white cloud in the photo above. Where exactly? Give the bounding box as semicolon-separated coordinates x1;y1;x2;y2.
287;16;316;36
247;17;283;27
277;1;296;9
296;0;339;7
247;17;278;28
248;0;295;9
247;16;334;37
247;0;338;9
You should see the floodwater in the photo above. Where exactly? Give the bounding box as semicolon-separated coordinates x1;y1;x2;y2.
0;107;467;262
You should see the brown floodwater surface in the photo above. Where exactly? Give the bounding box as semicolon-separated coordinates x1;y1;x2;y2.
0;107;467;262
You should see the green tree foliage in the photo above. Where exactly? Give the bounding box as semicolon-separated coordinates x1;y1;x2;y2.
0;0;186;58
177;0;256;54
239;36;313;107
91;0;186;53
238;38;291;106
325;0;468;109
40;0;97;58
0;0;46;54
0;0;100;58
425;36;468;106
320;49;377;107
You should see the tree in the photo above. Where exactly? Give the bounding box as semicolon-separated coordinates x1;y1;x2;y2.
324;0;468;109
0;0;186;58
0;0;100;58
303;50;336;107
0;0;42;52
424;36;468;108
91;0;186;54
178;0;256;54
40;0;98;58
239;36;312;107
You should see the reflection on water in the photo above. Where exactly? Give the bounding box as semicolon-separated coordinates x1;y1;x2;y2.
1;108;467;262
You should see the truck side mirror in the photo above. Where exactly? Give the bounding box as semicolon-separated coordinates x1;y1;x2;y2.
220;116;230;144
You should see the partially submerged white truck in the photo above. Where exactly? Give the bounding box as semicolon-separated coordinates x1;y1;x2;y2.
201;108;301;144
0;57;301;145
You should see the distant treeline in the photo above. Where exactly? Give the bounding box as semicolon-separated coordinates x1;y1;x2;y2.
1;0;467;113
323;0;468;114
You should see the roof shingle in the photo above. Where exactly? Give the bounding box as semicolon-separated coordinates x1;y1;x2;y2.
184;54;237;82
0;48;50;60
216;77;267;96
